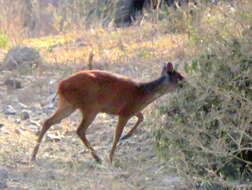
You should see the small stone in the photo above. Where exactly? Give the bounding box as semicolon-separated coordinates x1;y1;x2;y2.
17;103;28;110
0;128;10;134
0;181;7;189
29;120;40;127
0;123;4;128
4;105;17;115
20;111;30;120
4;78;22;89
15;118;21;124
0;168;8;189
49;79;57;85
136;147;141;151
46;133;61;142
0;168;8;179
23;124;38;133
15;128;24;135
47;103;55;110
161;176;182;187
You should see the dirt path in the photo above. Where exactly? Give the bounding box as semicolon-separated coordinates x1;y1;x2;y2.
0;112;188;190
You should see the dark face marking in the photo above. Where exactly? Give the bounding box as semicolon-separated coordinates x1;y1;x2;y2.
162;62;184;88
168;71;184;83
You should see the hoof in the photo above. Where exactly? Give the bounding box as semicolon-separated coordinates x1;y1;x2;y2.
120;134;131;141
94;156;102;164
31;156;36;162
96;159;102;164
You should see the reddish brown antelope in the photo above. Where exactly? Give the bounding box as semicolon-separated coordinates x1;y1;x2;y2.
32;62;184;163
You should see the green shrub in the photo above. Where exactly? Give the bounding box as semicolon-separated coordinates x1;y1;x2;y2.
153;36;252;189
152;2;252;188
0;31;9;48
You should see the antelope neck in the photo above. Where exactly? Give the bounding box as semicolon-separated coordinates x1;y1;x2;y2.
138;76;167;97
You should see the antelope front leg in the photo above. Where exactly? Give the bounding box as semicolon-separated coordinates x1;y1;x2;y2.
120;112;143;141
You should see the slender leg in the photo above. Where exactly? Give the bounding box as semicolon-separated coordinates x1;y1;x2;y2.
76;112;100;163
109;116;130;163
120;112;143;141
31;100;75;161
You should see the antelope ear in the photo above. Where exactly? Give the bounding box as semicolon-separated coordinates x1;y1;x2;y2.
161;63;168;76
167;62;173;72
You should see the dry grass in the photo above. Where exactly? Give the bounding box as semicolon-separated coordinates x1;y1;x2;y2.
19;25;186;66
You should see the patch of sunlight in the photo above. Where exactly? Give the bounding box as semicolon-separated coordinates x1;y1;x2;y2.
23;32;80;50
20;25;186;65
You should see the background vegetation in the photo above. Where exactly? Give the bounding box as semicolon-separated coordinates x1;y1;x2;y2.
152;1;252;189
0;0;251;189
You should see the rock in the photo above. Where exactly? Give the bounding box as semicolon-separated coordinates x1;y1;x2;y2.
199;183;225;190
15;118;21;124
40;0;60;7
136;147;142;151
49;79;57;85
15;128;24;135
0;130;10;135
4;105;17;115
2;46;42;71
24;124;39;133
20;111;30;120
0;168;8;179
29;120;40;127
46;133;61;142
17;103;28;110
4;78;22;89
47;103;55;110
0;123;4;128
161;176;181;185
0;168;8;189
0;181;7;189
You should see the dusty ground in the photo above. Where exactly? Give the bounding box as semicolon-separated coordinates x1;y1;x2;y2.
0;61;189;190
